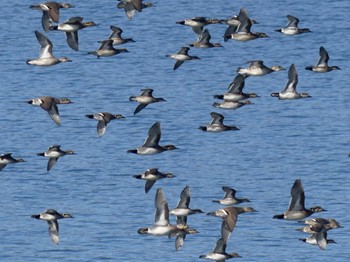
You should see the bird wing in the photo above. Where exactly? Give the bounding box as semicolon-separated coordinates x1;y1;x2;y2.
177;186;190;208
35;31;54;58
47;220;59;244
173;60;185;70
227;74;246;93
143;122;161;147
282;64;298;93
97;121;107;137
145;180;156;193
154;188;170;226
66;31;79;51
288;179;305;211
48;103;61;126
47;158;58;171
210;112;224;126
317;46;329;67
134;103;148;115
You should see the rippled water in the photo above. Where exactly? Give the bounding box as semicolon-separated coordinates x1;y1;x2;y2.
0;0;349;261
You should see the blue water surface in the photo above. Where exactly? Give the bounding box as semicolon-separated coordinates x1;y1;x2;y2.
0;0;349;261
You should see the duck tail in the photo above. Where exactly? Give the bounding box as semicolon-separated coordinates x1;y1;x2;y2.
273;214;284;219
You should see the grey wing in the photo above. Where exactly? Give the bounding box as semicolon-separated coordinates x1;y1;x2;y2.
286;15;299;28
213;237;226;253
175;234;185;251
145;180;156;193
173;60;184;70
97;121;107;137
316;232;327;250
282;64;298;93
134;103;148;115
154;189;170;226
227;74;245;93
224;25;238;42
143;122;161;147
221;220;232;242
288;179;305;211
35;31;53;58
66;32;79;51
47;220;59;244
48;104;61;126
210;112;224;125
0;164;7;171
124;3;136;19
47;158;58;171
317;46;329;66
177;186;190;208
41;11;52;32
177;47;190;55
223;186;236;198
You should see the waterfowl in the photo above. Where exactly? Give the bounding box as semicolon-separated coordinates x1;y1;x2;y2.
0;153;25;171
49;16;96;51
30;2;73;32
304;218;341;228
273;179;326;220
213;186;250;206
37;145;75;171
27;96;72;126
297;218;341;233
85;112;125;137
108;25;135;45
31;209;73;244
212;100;253;110
207;206;256;242
166;47;200;70
271;64;311;100
189;29;222;48
199;112;239;132
275;15;311;35
127;122;177;155
237;61;285;76
213;74;258;101
176;16;220;35
305;46;341;72
199;237;241;261
175;215;199;251
117;0;152;20
230;8;268;41
299;232;336;250
170;186;204;217
133;168;175;193
221;15;258;42
137;188;179;236
129;88;166;115
88;40;129;58
26;31;72;66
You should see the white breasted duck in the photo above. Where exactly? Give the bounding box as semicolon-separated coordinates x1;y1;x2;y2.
26;31;72;66
133;168;174;193
129;88;166;115
85;112;125;137
275;15;311;35
273;179;326;220
199;112;239;132
37;145;75;171
271;64;311;99
166;47;200;70
0;153;25;171
31;209;73;244
49;16;96;51
127;122;177;155
305;46;341;72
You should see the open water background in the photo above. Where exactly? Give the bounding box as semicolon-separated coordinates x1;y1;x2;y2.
0;0;349;261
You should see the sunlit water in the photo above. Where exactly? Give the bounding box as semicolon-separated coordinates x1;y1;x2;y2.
0;0;349;261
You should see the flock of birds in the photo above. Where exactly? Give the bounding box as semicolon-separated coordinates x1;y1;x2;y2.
0;0;344;260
